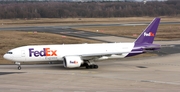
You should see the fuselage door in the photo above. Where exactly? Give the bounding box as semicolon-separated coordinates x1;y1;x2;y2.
21;50;25;57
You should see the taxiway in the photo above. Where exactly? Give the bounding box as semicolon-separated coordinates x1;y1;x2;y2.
0;22;180;92
0;53;180;92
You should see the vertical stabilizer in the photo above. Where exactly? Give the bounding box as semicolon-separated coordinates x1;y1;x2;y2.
134;18;161;44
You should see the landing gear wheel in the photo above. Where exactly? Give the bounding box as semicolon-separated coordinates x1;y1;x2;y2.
84;60;98;69
15;62;21;70
18;66;21;70
86;65;89;69
94;65;98;69
85;64;98;69
89;65;93;69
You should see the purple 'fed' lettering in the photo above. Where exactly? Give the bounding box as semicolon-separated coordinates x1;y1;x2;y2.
29;48;57;57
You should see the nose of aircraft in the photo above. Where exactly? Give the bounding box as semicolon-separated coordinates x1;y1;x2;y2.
3;54;11;61
3;54;8;60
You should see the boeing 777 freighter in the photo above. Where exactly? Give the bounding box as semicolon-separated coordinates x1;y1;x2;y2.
3;18;161;70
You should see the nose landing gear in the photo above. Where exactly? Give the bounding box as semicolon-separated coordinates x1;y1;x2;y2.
18;65;21;70
15;62;21;70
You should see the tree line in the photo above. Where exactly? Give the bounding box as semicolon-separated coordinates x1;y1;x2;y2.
0;1;180;19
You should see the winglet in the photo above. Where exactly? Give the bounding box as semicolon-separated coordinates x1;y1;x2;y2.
134;18;161;44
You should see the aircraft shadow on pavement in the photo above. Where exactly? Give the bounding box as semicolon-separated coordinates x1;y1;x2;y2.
0;72;25;76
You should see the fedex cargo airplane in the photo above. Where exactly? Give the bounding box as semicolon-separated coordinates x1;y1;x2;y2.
3;18;161;70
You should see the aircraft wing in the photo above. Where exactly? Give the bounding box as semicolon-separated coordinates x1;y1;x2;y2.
80;51;143;59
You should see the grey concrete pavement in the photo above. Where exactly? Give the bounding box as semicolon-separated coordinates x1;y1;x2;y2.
1;22;180;92
0;54;180;92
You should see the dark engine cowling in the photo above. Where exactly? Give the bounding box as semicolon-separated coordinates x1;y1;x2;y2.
63;56;84;68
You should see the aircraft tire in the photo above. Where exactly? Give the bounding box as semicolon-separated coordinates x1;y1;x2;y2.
18;66;21;70
94;65;98;69
86;65;89;69
89;65;93;69
93;65;96;68
85;64;98;69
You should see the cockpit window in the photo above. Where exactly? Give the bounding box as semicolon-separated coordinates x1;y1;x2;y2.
6;52;13;54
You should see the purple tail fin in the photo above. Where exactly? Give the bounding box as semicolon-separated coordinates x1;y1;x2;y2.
134;18;161;44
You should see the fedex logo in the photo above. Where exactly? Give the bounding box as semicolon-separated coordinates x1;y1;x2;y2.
144;32;154;37
70;61;78;64
29;48;57;57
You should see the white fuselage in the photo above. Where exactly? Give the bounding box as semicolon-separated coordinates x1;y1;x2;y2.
4;43;134;62
3;18;161;69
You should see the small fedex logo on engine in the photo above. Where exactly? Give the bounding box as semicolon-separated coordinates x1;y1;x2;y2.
144;32;154;37
29;48;57;57
70;61;78;64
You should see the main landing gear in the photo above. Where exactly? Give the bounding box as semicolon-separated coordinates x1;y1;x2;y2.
15;62;21;70
86;64;98;69
82;60;98;69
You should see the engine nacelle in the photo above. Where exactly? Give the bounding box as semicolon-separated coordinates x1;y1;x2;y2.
63;56;83;68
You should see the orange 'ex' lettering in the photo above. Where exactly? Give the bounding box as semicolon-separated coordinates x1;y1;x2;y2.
45;48;57;56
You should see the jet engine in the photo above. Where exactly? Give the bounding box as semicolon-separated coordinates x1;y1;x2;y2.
63;56;83;68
